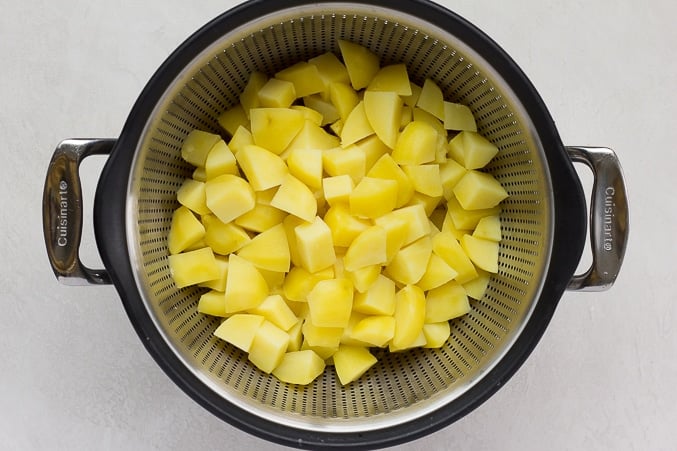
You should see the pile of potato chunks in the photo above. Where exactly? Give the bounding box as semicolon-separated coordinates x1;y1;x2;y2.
167;40;508;386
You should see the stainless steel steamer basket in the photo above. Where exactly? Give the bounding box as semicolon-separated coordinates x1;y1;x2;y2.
42;0;629;448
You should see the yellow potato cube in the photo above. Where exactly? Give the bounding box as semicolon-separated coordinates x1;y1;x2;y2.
257;78;296;108
308;52;351;94
168;247;220;288
250;108;305;154
441;209;471;240
340;101;375;146
270;174;317;222
473;215;502;242
198;255;229;291
384;236;432;285
181;129;221;167
291;105;324;126
412;107;446;135
258;269;286;292
236;223;290;272
440;158;468;199
236;144;288;191
322;175;354;207
294;216;336;273
214;313;264;352
205;140;239;180
303;94;340;125
416;79;445;120
248;319;289;373
249;294;298;331
192;166;207;182
333;345;378;385
402;164;443;197
338;311;369;347
217;104;249;137
345;264;381;293
389;330;427;353
284;120;340;154
363;90;403;149
197;290;228;317
448;131;499;169
286;320;304;351
392;121;438;165
370;214;407;264
463;268;491;300
301;339;338;361
444;101;477;132
343;226;388;272
403;82;422;107
349;177;398;218
423;322;451;348
324;203;371;247
354;134;390;172
168;206;205;255
282;215;305;268
302;319;343;348
353;273;396;315
329;82;360;122
374;204;431;247
202;214;250;255
272;350;326;385
338;40;380;90
446;196;501;230
287;147;323;190
461;234;499;273
275;61;325;98
234;202;287;233
453;170;509;210
228;125;254;155
432;231;478;284
366;154;414;207
177;178;210;215
425;281;470;322
350;316;396;347
322;146;366;184
224;254;269;313
205;174;255;224
416;253;459;291
307;278;353;328
240;71;268;118
392;285;426;349
367;63;412;96
283;266;327;302
406;192;444;217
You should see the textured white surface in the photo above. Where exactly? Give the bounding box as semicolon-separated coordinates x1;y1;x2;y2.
2;0;675;449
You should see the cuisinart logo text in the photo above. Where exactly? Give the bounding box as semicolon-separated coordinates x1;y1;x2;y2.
603;186;615;252
57;180;69;247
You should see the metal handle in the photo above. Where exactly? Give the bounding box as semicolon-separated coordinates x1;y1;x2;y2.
43;138;116;285
565;146;629;291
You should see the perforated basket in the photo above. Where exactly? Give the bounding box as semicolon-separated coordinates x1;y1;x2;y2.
43;0;628;448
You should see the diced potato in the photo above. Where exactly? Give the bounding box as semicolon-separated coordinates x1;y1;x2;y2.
446;196;501;230
282;215;305;268
199;255;229;291
423;322;451;348
249;294;298;331
286;320;304;351
250;108;305;154
343;226;388;272
257;78;296;108
202;215;250;255
322;175;355;208
236;223;290;272
363;90;402;149
441;209;471;240
248;320;289;373
473;215;502;242
339;311;369;347
259;269;286;292
425;281;470;322
384;236;432;285
366;154;414;207
214;313;265;352
322;146;366;184
168;206;205;255
453;170;509;210
302;319;343;348
287;147;323;190
308;52;351;94
367;64;412;96
375;204;430;246
412;107;446;135
294;216;336;273
431;231;478;284
406;192;443;217
224;254;269;313
303;94;340;125
197;290;228;317
291;105;324;126
205;140;239;180
177;178;211;215
283;266;325;302
392;285;426;349
205;174;255;224
403;82;422;107
333;345;378;385
402;164;443;197
275;61;325;98
270;174;317;222
370;215;408;264
400;105;413;129
181;130;221;167
350;316;396;347
285;120;340;154
329;119;344;136
340;101;375;146
463;268;491;300
272;350;326;385
234;202;287;233
416;253;459;291
236;144;288;191
301;339;338;361
443;101;477;131
349;177;398;218
240;71;268;118
192;166;207;182
307;278;353;328
168;247;220;288
389;330;427;353
461;234;499;273
345;264;381;293
217;104;249;137
416;79;445;120
228;125;254;155
448;131;499;169
329;82;360;122
440;158;468;199
355;134;390;172
338;40;380;90
392;121;438;165
324;203;371;247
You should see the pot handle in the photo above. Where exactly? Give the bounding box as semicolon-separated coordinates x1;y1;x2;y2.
43;138;116;285
565;146;629;291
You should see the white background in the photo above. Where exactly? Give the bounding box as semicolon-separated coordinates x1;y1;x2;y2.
2;0;675;449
